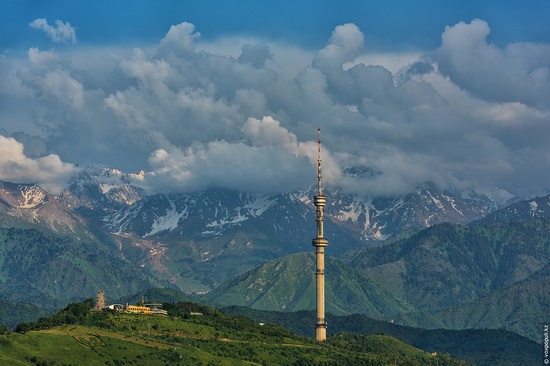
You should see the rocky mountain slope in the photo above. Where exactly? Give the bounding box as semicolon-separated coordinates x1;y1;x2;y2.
0;181;87;235
324;184;495;241
474;193;550;224
104;184;496;243
100;181;497;289
58;168;147;216
0;168;505;296
0;171;160;310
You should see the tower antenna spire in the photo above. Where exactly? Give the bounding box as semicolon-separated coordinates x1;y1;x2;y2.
317;128;322;196
313;128;328;341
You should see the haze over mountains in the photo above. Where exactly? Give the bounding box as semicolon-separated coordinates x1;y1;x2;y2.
0;166;549;345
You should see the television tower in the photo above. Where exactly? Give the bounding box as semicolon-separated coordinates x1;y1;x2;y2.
313;128;328;341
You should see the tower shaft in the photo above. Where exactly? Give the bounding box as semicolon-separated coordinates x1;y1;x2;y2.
313;128;328;341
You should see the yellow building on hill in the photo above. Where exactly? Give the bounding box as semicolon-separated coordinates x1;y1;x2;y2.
124;303;168;316
125;304;152;314
93;291;168;315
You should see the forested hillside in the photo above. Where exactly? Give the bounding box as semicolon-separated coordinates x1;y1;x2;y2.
224;307;540;366
0;300;468;366
342;220;550;340
203;252;418;319
204;219;550;343
0;227;158;308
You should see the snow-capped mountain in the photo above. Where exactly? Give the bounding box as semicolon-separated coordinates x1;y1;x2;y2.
0;169;503;290
102;188;362;288
0;181;48;209
0;181;85;234
105;190;278;238
474;194;550;225
104;184;497;243
323;184;497;241
58;167;147;216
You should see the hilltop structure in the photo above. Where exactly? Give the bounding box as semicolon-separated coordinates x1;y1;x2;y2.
313;129;328;341
91;290;167;315
92;290;106;312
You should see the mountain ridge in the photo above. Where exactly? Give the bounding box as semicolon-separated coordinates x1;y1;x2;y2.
203;219;550;342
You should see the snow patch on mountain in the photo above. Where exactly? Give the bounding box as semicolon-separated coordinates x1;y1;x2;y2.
442;194;463;215
427;191;444;209
18;185;47;208
100;184;116;194
146;201;188;237
333;196;370;223
104;191;281;238
529;200;538;216
240;194;277;216
205;194;277;230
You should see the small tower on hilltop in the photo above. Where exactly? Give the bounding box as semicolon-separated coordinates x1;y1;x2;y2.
93;290;106;312
312;128;328;341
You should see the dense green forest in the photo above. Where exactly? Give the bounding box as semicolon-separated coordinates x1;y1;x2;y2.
203;252;418;319
340;220;550;341
224;307;540;366
0;227;157;308
201;220;550;343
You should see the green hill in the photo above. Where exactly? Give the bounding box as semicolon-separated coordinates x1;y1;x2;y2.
0;227;160;309
340;220;550;339
0;300;468;366
204;220;550;344
430;267;550;343
344;220;550;309
202;252;420;321
223;307;540;366
0;301;54;331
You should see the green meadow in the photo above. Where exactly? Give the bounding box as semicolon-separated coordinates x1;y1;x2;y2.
0;301;467;365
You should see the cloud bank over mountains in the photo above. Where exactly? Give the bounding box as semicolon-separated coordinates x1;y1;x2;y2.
1;19;550;200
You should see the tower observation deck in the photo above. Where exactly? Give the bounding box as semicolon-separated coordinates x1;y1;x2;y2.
313;128;328;341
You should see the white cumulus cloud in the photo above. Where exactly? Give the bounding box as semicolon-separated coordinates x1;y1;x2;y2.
29;18;77;44
434;19;550;109
141;116;342;193
3;20;550;199
0;135;77;194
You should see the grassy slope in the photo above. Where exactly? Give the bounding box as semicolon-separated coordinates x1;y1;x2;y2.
0;325;249;366
0;302;468;366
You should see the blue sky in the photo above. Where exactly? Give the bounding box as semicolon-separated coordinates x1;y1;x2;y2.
3;1;550;50
1;0;550;200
